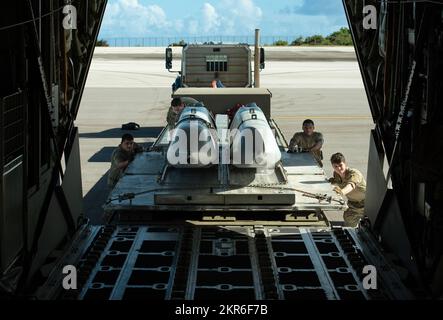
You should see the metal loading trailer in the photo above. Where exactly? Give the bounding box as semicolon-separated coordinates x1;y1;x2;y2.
104;88;345;218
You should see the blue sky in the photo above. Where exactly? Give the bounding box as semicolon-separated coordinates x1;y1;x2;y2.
99;0;348;38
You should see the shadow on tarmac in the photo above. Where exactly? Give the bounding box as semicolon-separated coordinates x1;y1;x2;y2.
79;126;163;139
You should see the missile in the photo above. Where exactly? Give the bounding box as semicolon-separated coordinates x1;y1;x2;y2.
167;105;218;168
230;103;281;168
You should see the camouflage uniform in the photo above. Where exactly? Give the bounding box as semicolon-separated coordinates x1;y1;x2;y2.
107;143;142;188
330;168;366;227
288;132;324;165
166;97;200;127
166;108;178;127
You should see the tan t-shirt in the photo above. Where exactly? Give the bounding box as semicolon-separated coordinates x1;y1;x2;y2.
289;132;324;159
331;168;366;204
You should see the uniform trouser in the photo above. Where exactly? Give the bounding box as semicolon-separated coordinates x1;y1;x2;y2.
343;201;365;227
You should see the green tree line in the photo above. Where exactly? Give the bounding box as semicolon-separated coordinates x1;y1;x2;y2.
273;28;353;46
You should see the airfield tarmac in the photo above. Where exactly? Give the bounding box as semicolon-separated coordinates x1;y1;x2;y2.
77;47;372;224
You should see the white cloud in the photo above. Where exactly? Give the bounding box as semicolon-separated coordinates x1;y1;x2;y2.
220;0;262;34
183;0;262;35
100;0;169;37
202;3;220;33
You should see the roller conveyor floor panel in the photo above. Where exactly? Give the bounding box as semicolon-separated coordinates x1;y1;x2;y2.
56;225;411;300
